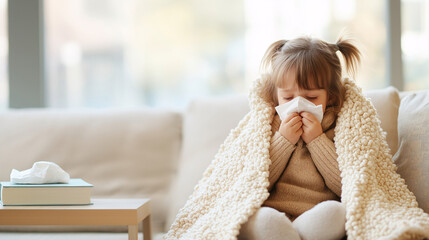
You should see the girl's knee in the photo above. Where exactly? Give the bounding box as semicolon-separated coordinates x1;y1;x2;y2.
253;207;289;223
315;201;346;223
293;201;346;240
239;207;299;240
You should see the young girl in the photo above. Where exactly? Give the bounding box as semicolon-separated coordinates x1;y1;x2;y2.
238;36;361;240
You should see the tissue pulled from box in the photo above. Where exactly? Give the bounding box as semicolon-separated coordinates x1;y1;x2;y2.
10;161;70;184
275;96;324;123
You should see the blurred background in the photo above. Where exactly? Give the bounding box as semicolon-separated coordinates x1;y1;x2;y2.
0;0;428;109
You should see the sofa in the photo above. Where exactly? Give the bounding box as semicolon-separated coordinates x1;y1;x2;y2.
0;86;428;240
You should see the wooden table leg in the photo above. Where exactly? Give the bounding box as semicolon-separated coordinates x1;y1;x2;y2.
143;214;152;240
128;224;138;240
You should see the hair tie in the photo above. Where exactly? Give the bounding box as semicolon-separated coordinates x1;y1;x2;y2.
333;43;340;52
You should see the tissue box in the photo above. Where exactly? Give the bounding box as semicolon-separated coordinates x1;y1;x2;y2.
1;178;93;206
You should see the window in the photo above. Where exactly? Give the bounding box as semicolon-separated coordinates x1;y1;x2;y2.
402;0;429;90
0;0;7;109
45;0;245;108
45;0;386;109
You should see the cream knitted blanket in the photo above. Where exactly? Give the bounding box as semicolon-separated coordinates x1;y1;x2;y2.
165;78;429;240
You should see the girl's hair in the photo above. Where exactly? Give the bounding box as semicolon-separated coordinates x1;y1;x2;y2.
260;35;361;115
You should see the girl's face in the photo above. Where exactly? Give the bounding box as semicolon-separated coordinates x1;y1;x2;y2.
276;71;328;113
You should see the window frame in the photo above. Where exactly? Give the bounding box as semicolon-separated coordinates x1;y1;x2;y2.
8;0;46;108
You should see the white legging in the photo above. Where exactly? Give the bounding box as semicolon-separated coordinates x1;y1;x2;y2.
238;201;346;240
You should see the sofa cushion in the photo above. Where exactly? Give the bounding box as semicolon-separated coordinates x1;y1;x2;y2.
165;95;249;230
0;108;182;233
364;86;400;155
393;91;429;213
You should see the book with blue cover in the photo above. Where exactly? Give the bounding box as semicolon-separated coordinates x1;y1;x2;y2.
0;178;93;206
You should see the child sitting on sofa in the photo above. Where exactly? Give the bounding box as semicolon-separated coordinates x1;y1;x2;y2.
166;32;429;239
238;36;361;240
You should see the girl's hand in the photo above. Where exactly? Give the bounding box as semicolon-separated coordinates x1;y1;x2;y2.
279;112;303;145
300;112;323;144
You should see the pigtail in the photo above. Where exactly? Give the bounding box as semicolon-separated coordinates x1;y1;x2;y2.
336;36;361;78
260;40;287;74
258;40;287;106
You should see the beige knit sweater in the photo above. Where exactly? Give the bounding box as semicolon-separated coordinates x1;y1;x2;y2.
263;112;341;220
165;78;429;240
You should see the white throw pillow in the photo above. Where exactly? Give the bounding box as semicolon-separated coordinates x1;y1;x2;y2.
393;91;429;213
364;86;400;155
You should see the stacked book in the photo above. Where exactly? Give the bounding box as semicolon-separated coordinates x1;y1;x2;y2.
0;178;93;206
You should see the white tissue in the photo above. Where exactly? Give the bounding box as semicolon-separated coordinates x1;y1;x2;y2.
10;161;70;184
275;96;324;123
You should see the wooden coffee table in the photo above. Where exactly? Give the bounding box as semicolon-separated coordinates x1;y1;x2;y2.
0;198;151;240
